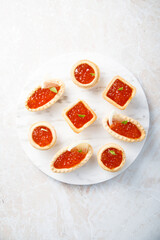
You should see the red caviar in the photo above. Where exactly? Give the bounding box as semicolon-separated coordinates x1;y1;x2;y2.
32;126;53;147
107;79;132;106
74;63;95;84
54;149;86;169
109;120;141;139
101;148;123;169
66;101;93;129
27;86;60;109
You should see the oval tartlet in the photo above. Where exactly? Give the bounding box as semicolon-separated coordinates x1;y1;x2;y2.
25;79;65;111
97;143;126;172
71;60;100;88
103;113;145;142
51;143;93;173
29;121;57;150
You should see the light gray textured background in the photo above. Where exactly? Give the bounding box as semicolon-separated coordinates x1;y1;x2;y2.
0;1;160;240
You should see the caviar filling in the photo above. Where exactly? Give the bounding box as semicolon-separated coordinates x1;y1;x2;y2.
74;63;95;84
54;148;87;169
108;120;141;139
107;79;133;106
101;147;123;169
66;101;93;129
32;126;53;147
27;85;60;109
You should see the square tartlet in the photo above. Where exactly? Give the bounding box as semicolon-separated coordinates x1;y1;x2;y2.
63;100;97;133
102;75;136;110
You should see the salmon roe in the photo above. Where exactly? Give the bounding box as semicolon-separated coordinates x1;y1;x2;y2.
74;63;95;84
101;148;123;169
66;101;93;129
109;120;141;139
27;86;60;109
107;79;132;106
32;126;53;147
54;149;86;169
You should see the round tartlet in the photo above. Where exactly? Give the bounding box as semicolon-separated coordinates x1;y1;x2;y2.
25;79;65;112
51;142;93;173
97;143;126;172
71;60;100;88
29;121;57;150
103;113;146;142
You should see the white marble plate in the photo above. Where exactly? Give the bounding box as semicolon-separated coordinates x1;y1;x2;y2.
16;53;149;185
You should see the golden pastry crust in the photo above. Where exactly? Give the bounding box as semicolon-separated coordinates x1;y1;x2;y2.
97;143;126;172
25;79;65;112
103;113;146;142
63;99;97;133
50;142;93;173
71;60;100;88
29;121;57;150
102;75;136;110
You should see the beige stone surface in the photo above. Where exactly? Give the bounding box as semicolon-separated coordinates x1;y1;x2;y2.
0;1;160;239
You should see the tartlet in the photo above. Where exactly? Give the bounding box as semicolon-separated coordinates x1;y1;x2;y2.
102;75;136;110
51;142;93;173
29;121;57;150
97;143;126;172
103;112;145;142
25;79;65;111
63;99;97;133
71;60;100;88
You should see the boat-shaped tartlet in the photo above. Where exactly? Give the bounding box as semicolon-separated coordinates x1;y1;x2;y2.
51;143;93;173
97;143;126;172
102;76;136;110
25;79;65;111
71;60;100;88
103;113;145;142
63;100;97;133
29;121;57;150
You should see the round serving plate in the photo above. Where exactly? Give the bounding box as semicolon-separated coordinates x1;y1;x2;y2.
16;52;149;185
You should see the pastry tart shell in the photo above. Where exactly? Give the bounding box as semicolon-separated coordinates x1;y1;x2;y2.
71;60;100;88
102;75;136;110
50;143;93;173
103;113;146;142
97;143;126;172
29;121;57;150
25;79;65;112
63;99;97;133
